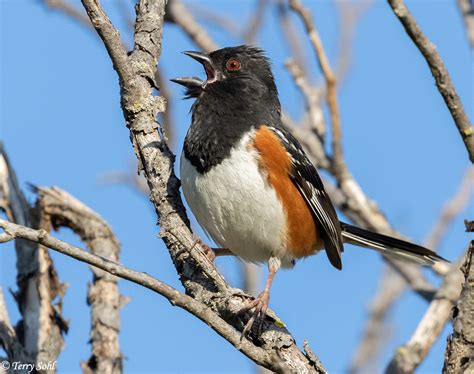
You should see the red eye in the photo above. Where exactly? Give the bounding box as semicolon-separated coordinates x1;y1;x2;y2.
226;58;241;71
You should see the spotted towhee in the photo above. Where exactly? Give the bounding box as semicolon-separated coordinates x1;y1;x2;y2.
172;45;447;334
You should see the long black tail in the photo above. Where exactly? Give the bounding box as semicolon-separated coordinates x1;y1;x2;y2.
340;222;448;265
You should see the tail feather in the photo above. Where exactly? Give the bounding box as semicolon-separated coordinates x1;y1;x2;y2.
340;222;448;266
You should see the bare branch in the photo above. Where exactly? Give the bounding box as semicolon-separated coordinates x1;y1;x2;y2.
289;0;345;177
0;219;305;372
43;0;91;29
243;0;268;43
348;267;406;373
425;167;474;251
166;0;218;53
335;0;374;84
457;0;474;48
283;4;435;297
36;187;124;374
387;0;474;163
295;152;437;302
277;0;308;75
0;220;267;361
284;59;325;139
443;240;474;373
79;1;326;371
0;145;67;368
99;169;149;196
386;254;466;373
350;166;472;371
0;288;30;366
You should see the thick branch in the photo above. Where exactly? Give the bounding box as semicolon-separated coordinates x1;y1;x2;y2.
0;145;66;368
443;239;474;373
36;187;124;374
387;0;474;162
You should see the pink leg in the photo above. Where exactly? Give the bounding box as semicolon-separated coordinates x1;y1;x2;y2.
241;256;280;337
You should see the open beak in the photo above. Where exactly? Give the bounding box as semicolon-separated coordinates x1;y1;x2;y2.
182;51;219;88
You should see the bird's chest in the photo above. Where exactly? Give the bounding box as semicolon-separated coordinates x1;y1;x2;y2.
180;133;292;265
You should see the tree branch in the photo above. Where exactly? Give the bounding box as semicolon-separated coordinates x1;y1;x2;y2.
0;287;30;367
0;145;67;368
386;254;466;373
457;0;474;49
289;0;346;177
166;0;218;53
348;266;406;373
0;219;291;372
387;0;474;163
284;93;437;301
35;187;125;374
443;232;474;372
43;0;92;29
349;166;471;372
425;167;474;251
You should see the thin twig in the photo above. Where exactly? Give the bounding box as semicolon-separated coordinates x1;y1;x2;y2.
457;0;474;48
166;0;218;53
243;0;268;43
43;0;91;28
289;0;346;177
284;59;325;139
277;0;308;75
335;0;374;84
186;3;241;39
387;0;474;162
425;167;474;251
348;267;406;373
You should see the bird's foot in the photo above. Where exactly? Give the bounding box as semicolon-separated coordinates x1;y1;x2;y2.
190;236;216;262
240;290;270;339
201;243;216;262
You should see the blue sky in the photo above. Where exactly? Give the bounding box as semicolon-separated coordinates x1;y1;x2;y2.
0;0;472;373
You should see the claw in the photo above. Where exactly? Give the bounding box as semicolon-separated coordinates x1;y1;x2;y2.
240;290;270;339
201;243;216;262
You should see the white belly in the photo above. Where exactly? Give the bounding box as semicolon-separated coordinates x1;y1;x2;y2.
180;133;294;267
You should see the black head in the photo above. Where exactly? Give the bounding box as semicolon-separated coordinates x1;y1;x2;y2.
174;46;282;174
177;45;279;104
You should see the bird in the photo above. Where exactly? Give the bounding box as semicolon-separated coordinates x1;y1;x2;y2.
171;45;447;336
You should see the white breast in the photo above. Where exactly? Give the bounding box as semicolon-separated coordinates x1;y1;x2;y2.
180;132;294;267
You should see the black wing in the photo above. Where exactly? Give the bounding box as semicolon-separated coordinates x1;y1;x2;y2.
268;126;344;270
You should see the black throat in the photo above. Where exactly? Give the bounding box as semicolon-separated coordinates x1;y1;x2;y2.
184;78;281;173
